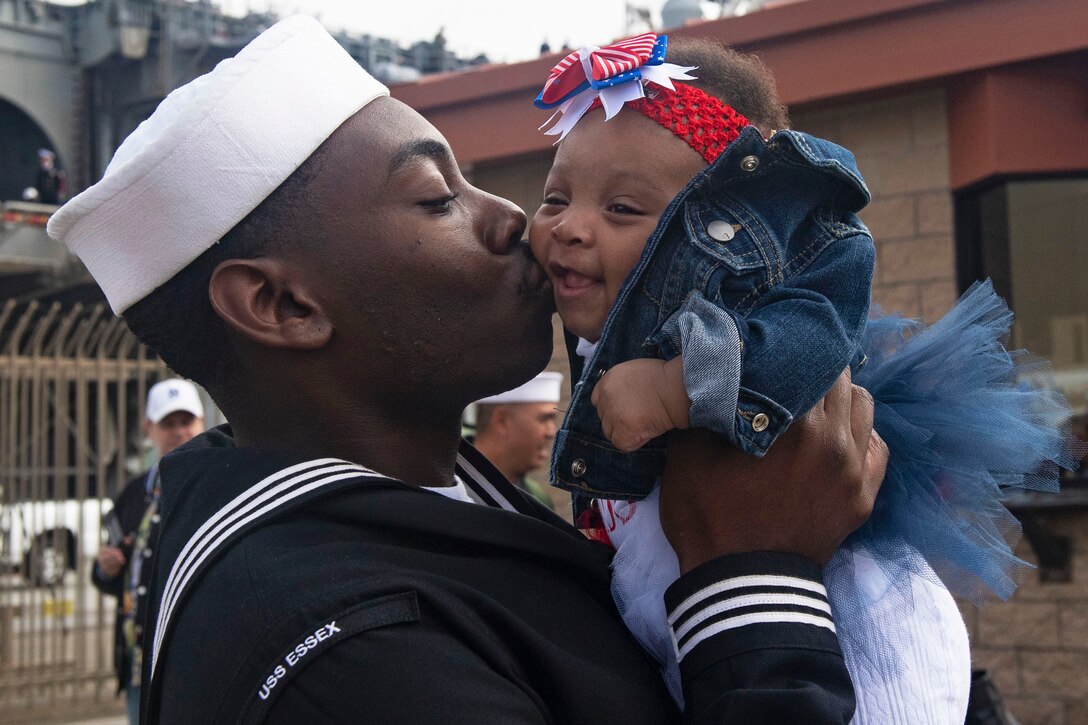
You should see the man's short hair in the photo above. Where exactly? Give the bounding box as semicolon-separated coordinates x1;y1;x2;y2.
122;145;330;394
474;403;501;436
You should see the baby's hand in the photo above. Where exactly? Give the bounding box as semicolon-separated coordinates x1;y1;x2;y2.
591;357;691;452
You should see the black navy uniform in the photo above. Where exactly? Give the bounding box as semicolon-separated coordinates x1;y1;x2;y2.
140;427;854;723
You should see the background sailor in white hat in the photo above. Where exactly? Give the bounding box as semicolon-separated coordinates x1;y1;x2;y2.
472;372;563;511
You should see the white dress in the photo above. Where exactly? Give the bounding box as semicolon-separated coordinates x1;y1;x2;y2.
603;490;971;723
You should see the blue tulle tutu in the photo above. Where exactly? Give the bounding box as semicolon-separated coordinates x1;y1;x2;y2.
827;279;1082;675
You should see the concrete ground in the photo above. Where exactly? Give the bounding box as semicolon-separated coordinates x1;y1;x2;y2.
4;698;125;725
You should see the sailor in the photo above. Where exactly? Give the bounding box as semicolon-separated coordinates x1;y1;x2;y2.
471;371;563;511
48;16;886;724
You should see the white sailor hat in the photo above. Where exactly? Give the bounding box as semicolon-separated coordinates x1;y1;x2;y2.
477;372;564;405
47;15;389;314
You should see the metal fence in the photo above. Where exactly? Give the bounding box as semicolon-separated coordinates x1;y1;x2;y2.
0;298;166;714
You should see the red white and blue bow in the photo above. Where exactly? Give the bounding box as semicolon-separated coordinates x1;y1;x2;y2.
534;33;697;140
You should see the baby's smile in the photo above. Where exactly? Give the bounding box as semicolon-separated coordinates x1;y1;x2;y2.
549;262;602;299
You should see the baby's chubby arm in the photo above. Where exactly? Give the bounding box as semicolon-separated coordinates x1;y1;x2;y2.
591;356;691;451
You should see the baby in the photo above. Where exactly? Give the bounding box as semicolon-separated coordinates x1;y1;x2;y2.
529;33;1075;720
534;35;872;503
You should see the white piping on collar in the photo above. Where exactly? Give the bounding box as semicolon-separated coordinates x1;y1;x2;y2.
150;458;378;678
455;452;518;513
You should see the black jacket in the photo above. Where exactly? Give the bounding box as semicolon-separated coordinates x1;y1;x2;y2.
141;427;854;724
91;470;155;692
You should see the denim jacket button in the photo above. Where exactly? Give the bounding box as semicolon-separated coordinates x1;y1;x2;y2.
741;155;760;172
571;459;587;476
752;412;770;432
706;220;736;242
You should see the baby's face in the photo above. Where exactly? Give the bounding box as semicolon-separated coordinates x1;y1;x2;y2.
529;110;705;342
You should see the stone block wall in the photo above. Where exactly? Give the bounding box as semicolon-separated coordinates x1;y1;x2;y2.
959;510;1088;724
792;87;959;322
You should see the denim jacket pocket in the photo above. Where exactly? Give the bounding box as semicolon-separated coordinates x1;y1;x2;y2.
772;209;855;283
684;202;768;275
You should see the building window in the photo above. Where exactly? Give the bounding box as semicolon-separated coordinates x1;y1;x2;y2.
957;177;1088;480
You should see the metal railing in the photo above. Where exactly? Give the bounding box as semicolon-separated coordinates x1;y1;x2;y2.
0;298;166;714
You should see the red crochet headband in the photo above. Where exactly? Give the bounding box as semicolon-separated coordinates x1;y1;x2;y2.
589;83;750;165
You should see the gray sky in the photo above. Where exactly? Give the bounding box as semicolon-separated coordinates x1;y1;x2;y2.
218;0;669;63
46;2;734;64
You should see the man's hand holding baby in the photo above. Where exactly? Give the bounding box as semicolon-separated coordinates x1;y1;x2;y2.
592;356;692;451
659;370;888;572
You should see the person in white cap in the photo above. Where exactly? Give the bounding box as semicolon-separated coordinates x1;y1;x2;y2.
50;16;885;724
92;378;204;724
473;371;562;510
142;378;207;457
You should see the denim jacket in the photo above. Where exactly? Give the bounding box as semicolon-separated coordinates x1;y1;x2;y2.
553;126;875;500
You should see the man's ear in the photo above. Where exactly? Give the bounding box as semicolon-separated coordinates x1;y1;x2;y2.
491;406;512;433
208;258;332;350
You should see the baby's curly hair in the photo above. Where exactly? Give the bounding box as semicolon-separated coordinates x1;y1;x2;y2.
666;37;790;133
